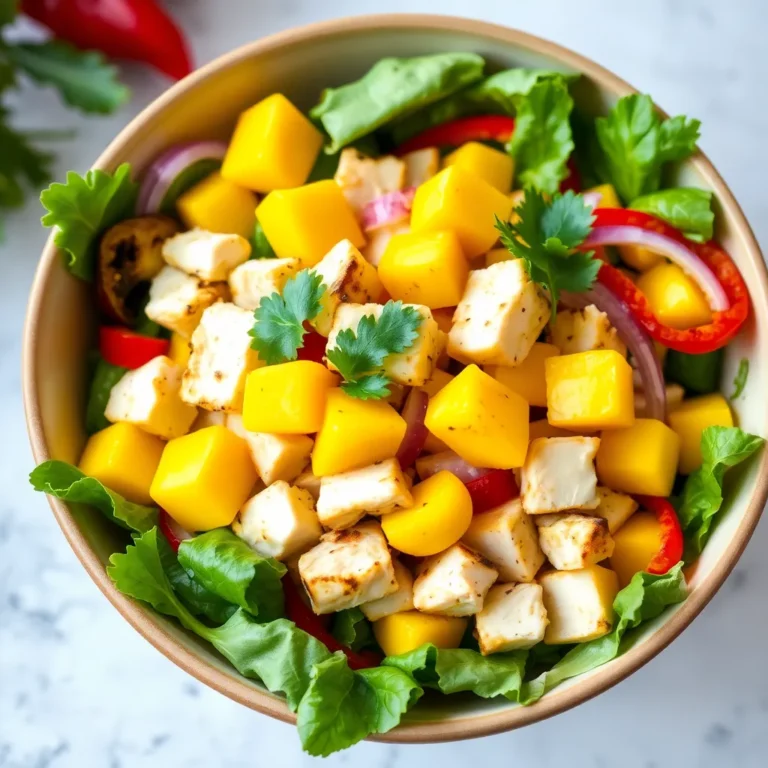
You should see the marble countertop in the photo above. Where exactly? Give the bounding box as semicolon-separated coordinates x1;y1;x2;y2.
2;1;768;765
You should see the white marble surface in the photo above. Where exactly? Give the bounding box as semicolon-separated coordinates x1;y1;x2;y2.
2;1;768;765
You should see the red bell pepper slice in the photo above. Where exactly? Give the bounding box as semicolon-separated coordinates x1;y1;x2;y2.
282;578;382;670
297;329;328;365
99;326;170;369
591;208;750;354
395;115;516;156
158;509;193;553
464;469;519;514
633;496;684;574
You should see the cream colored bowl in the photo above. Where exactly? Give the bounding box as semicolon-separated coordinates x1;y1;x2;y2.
23;13;768;743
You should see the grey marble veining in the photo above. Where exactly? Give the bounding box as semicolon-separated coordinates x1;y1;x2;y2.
2;1;768;765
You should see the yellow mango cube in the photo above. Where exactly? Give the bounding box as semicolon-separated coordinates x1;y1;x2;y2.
610;511;663;588
443;141;515;193
528;419;580;441
221;93;323;192
668;393;733;474
78;422;165;505
411;166;512;258
425;364;529;469
485;247;512;267
636;263;712;330
242;361;337;434
256;180;364;267
486;342;559;407
176;172;257;239
546;350;635;430
586;183;621;209
168;332;191;369
596;418;681;496
378;231;469;309
312;389;407;476
373;611;467;657
150;425;257;531
419;368;454;399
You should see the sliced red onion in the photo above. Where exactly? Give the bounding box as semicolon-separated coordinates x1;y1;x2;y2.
158;509;194;553
561;283;666;421
361;187;416;232
137;141;228;215
416;450;491;483
396;389;428;468
581;191;603;210
584;225;729;312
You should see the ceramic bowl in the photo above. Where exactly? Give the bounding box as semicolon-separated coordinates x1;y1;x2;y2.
23;13;768;743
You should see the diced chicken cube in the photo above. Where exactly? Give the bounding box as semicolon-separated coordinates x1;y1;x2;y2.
462;499;545;582
105;355;197;439
181;303;263;412
540;565;619;644
360;559;415;621
144;265;229;338
402;148;440;187
298;521;397;614
585;487;638;534
521;437;601;515
294;470;322;502
327;303;443;386
228;258;300;311
634;383;685;418
448;260;550;366
226;414;312;485
316;458;413;530
334;148;406;213
412;543;498;617
234;480;322;560
549;305;627;356
310;240;383;336
538;514;614;570
362;222;410;267
190;410;227;431
162;229;251;281
475;583;549;654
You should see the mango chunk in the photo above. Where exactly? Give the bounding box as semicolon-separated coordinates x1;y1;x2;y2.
443;141;515;193
168;331;191;369
150;425;257;531
545;350;635;430
596;418;680;496
221;93;323;192
636;263;712;330
176;172;257;239
425;364;529;469
419;368;454;399
486;342;559;407
609;511;662;588
373;611;467;657
485;247;512;267
668;393;733;474
79;422;165;505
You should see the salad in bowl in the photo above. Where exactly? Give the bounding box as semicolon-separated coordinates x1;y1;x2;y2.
28;45;764;756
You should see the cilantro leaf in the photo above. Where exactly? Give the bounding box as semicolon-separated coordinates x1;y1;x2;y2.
249;270;326;364
341;373;392;400
40;163;138;281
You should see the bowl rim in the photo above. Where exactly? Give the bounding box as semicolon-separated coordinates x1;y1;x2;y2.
23;12;768;744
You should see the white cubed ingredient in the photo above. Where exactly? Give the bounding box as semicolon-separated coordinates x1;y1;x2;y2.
228;258;300;311
634;383;685;418
412;543;498;617
474;583;549;654
162;228;251;281
190;410;227;431
144;265;229;338
549;305;626;356
316;458;413;530
234;480;321;561
362;222;410;267
448;260;551;366
538;514;614;570
181;302;263;412
462;498;545;583
294;470;322;502
334;148;405;213
311;240;383;336
105;355;197;439
298;521;397;614
226;414;312;485
540;566;619;644
402;148;440;187
327;302;443;386
360;559;415;621
521;437;601;515
585;487;638;534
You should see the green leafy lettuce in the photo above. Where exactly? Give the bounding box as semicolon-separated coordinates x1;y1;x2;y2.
250;220;277;259
85;358;127;434
331;607;375;652
630;187;714;242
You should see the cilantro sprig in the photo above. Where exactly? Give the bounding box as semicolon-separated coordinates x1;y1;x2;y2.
326;302;423;399
495;188;599;315
249;270;326;365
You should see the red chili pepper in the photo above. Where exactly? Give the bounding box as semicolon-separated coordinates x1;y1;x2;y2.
395;115;516;156
591;209;750;354
158;509;191;553
99;326;169;369
464;469;519;514
633;496;684;574
282;578;382;670
22;0;193;80
297;329;328;365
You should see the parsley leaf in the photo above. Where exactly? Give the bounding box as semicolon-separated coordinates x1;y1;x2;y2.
249;270;326;365
326;302;423;399
495;188;598;312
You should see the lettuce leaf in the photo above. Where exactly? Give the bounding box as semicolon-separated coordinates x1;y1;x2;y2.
630;187;714;243
250;220;276;259
331;607;375;651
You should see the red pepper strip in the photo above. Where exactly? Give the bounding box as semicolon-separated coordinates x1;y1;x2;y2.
395;115;516;156
158;509;184;553
282;578;383;670
297;329;328;364
22;0;193;80
633;496;684;574
464;469;519;514
99;326;169;369
591;208;750;354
